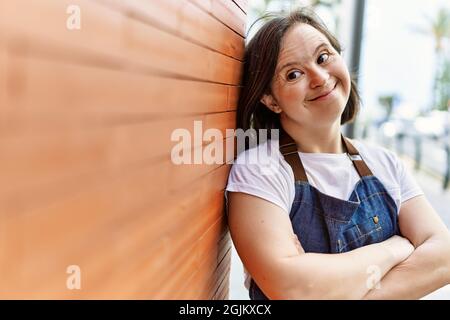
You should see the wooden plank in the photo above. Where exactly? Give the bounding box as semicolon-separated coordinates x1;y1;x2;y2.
0;119;187;200
217;232;232;267
189;0;212;14
1;56;230;124
0;164;226;296
0;0;243;298
0;59;237;200
233;0;248;14
168;142;233;193
106;167;229;296
197;249;231;299
211;0;246;37
211;253;231;299
0;142;232;295
69;178;217;297
189;0;246;37
228;86;241;111
0;136;233;231
0;111;234;199
179;232;231;299
0;43;6;115
178;1;244;59
0;0;124;61
0;0;242;84
122;8;241;85
96;0;245;60
0;160;170;285
205;111;236;138
212;259;231;299
91;191;226;297
95;0;181;33
152;214;226;298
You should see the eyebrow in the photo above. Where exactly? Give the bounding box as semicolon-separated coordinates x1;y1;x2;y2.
277;42;329;73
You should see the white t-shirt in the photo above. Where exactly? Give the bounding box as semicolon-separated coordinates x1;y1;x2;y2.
226;138;422;215
225;138;423;290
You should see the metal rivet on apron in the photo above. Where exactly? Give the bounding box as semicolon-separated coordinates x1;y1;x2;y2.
373;215;379;224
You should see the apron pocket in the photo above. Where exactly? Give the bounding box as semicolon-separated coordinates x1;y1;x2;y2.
338;217;383;252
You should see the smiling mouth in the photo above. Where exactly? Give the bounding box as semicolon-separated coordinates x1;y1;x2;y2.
308;83;337;101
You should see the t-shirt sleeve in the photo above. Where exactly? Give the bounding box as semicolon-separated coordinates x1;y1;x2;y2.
225;148;292;215
393;152;424;204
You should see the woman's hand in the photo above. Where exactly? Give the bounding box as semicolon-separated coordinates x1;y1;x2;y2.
363;195;450;299
382;235;414;266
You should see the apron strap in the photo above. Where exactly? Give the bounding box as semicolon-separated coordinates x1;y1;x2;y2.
342;136;373;177
279;129;373;182
279;129;308;182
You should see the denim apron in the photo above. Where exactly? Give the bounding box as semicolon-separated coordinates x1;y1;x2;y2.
249;130;400;300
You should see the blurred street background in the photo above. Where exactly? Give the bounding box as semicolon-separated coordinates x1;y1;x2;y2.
230;0;450;300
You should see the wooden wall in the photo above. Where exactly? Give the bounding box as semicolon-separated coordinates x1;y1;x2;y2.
0;0;246;299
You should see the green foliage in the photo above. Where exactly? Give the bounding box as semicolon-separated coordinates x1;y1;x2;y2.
435;59;450;111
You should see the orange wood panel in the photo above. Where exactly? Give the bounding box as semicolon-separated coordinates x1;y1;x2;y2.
0;165;229;297
96;0;245;60
85;182;227;297
178;1;244;59
1;56;230;122
0;44;6;113
153;215;228;299
0;0;241;85
205;111;236;138
0;0;124;62
96;0;180;34
212;257;231;299
228;86;241;111
0;0;245;299
211;0;246;37
121;11;241;85
179;231;231;299
0;112;235;200
190;0;246;37
0;160;230;268
189;0;212;14
84;200;226;298
0;137;233;237
233;0;248;13
168;138;234;192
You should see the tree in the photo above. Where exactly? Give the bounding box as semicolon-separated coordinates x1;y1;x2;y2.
415;8;450;111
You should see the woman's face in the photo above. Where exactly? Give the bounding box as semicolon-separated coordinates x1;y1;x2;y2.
263;23;351;129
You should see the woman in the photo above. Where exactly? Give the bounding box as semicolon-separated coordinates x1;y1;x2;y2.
226;9;450;300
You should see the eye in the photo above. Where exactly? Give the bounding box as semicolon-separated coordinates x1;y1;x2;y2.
317;52;330;64
287;70;303;81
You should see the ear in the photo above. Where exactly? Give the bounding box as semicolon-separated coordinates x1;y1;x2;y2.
260;93;282;114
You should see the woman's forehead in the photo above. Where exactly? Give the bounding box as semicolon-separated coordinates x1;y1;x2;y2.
279;23;330;61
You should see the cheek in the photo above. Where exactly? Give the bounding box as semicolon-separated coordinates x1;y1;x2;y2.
278;84;306;106
336;63;351;95
343;69;351;95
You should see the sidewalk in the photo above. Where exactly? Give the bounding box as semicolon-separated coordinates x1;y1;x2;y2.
229;152;450;300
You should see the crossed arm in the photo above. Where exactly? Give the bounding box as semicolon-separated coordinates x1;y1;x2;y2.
363;195;450;299
228;192;450;299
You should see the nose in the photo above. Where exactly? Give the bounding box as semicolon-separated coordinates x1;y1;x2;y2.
309;66;329;89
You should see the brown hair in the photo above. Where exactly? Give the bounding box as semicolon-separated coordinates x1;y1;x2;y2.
237;9;360;140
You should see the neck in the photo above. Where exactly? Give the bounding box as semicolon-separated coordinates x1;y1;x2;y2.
280;118;345;154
